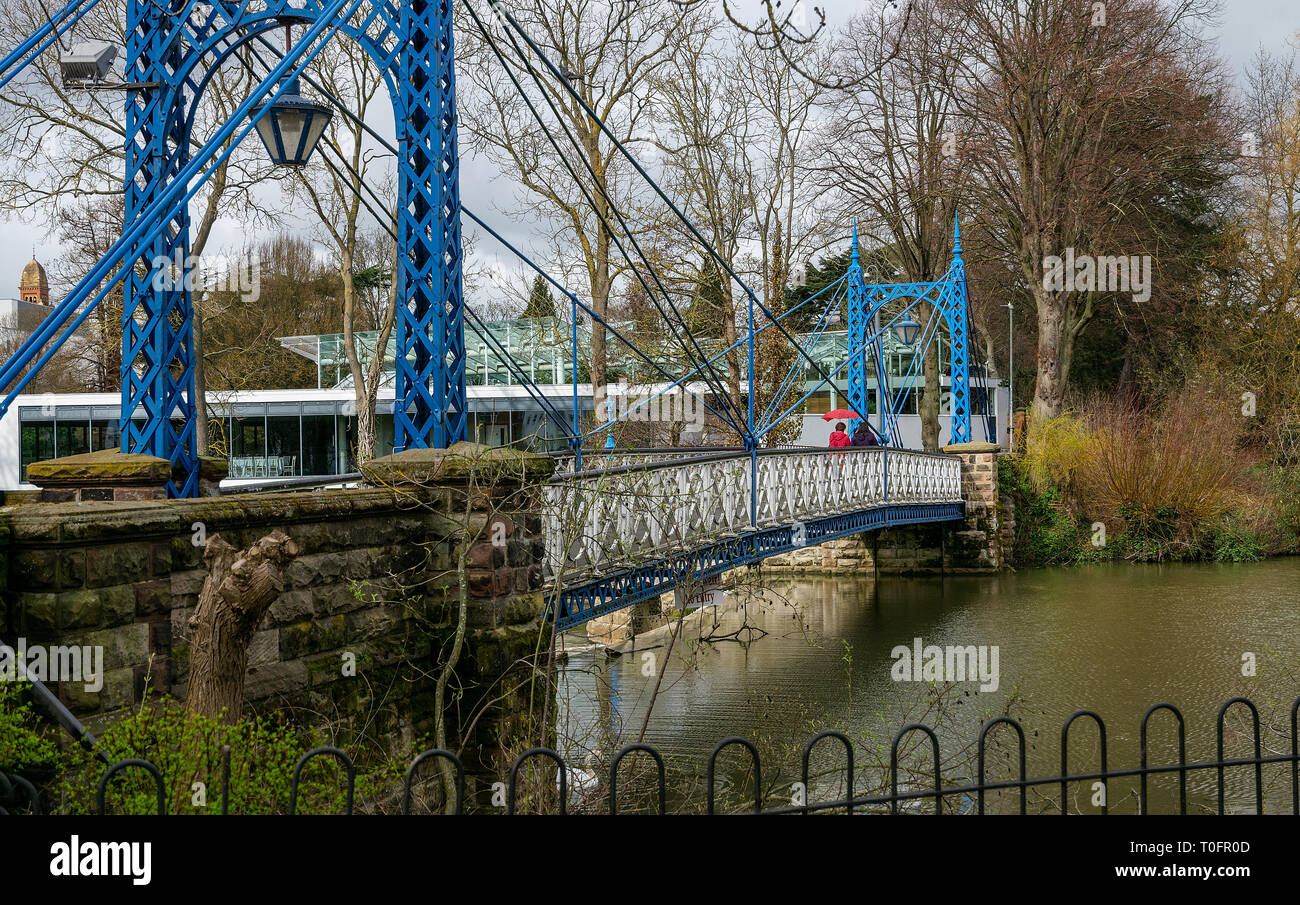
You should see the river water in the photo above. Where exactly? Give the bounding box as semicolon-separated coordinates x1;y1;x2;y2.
556;559;1300;813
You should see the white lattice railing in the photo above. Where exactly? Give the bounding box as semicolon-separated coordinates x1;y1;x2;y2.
549;448;731;475
543;448;962;582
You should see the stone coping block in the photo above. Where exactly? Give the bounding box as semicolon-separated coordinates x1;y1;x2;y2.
941;441;1002;454
25;451;230;485
362;441;555;487
0;485;446;546
26;450;171;487
25;451;231;502
197;456;230;481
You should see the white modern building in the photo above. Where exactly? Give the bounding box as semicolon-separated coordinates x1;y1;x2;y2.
0;316;1007;492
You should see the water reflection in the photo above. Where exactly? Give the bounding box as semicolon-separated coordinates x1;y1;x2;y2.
557;560;1300;813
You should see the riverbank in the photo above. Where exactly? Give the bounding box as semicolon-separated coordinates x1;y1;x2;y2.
1002;391;1300;567
1000;455;1300;567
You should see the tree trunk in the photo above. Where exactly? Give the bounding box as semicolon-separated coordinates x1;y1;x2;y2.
189;160;227;459
591;219;611;399
186;531;300;722
1031;285;1068;420
355;393;376;465
918;299;941;451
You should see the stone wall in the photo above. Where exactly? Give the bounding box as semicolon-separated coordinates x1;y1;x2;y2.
0;451;553;780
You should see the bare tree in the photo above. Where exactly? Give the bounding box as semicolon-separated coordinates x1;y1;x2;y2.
947;0;1228;420
739;32;834;446
458;0;698;403
292;35;396;465
50;197;124;392
654;20;754;403
817;0;972;450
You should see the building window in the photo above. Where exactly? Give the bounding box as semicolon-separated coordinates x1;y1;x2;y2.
90;419;120;453
375;414;395;457
300;415;337;477
56;422;90;459
20;422;54;481
890;389;919;415
266;416;301;476
805;391;832;415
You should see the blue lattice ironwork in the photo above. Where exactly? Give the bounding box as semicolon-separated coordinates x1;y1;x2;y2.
0;0;464;495
552;501;964;630
134;0;461;483
394;0;467;451
122;0;197;497
846;217;973;446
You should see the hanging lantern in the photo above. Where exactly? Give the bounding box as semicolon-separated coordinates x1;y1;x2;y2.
249;78;332;167
892;314;921;346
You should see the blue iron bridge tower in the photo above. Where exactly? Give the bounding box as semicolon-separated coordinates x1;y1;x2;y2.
114;0;466;495
845;217;973;446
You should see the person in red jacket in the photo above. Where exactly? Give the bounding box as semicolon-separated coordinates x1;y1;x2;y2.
828;421;851;448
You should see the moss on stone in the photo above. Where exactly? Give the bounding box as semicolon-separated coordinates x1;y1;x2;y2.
26;450;172;485
362;441;555;487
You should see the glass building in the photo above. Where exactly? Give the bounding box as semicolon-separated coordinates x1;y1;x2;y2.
1;319;1003;490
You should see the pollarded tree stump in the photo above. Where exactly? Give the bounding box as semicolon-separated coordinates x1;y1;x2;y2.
186;531;300;723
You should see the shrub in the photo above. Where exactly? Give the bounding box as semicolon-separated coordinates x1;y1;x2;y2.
998;456;1087;565
1019;412;1097;500
0;683;63;780
1075;387;1247;558
0;678;432;814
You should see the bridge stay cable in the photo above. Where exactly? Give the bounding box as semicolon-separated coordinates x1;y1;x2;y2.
217;33;575;444
487;0;849;427
227;33;748;447
244;22;772;450
463;1;750;438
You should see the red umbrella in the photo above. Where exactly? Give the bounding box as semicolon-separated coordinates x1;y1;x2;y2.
822;408;861;421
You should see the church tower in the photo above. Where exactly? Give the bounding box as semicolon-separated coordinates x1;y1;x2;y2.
20;255;50;306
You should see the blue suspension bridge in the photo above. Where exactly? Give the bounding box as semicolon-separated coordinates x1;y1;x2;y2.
0;0;994;627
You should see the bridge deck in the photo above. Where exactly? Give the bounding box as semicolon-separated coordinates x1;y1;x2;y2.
543;447;964;630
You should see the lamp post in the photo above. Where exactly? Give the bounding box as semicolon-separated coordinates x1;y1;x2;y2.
1005;300;1014;449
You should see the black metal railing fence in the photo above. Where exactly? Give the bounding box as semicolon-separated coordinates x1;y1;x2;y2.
2;695;1296;816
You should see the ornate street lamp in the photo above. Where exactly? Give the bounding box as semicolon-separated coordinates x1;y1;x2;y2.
249;76;332;167
892;313;921;346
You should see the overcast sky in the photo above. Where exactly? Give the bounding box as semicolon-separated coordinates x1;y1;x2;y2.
1;0;1297;302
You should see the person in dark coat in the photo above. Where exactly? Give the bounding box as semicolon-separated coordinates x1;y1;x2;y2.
850;421;879;447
